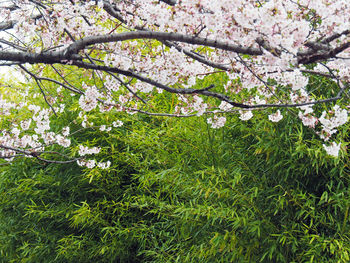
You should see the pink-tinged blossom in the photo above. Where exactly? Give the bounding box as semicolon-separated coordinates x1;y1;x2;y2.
20;119;32;131
78;145;101;156
298;112;318;128
319;105;348;139
323;142;341;157
1;0;350;164
191;96;207;116
42;132;56;144
0;97;17;115
254;96;266;105
79;85;100;112
219;101;233;111
62;126;70;137
77;159;96;169
281;70;309;91
28;104;41;114
34;120;50;134
11;127;20;137
207;116;226;128
77;160;85;167
268;110;283;122
298;106;318;128
19;135;32;148
56;135;71;148
85;160;96;169
239;110;253;121
79;95;98;112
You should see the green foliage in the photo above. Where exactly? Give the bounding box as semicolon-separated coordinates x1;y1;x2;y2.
0;107;349;262
0;67;350;262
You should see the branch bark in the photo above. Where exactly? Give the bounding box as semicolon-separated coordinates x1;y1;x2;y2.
64;31;263;57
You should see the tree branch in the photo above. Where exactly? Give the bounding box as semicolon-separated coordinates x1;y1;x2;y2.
160;0;177;6
71;60;251;108
64;31;263;57
298;41;350;64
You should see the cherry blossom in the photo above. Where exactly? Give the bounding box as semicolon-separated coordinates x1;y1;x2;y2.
319;105;348;140
112;120;123;128
239;111;253;121
268;110;283;123
20;120;32;131
79;85;101;112
0;0;349;161
323;142;341;157
78;145;101;156
207;116;226;128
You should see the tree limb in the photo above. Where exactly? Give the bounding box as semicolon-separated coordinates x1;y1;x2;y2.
64;31;263;57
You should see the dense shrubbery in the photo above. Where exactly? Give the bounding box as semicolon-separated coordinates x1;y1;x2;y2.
0;106;349;262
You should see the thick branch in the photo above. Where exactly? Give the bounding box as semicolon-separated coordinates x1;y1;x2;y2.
134;26;231;70
0;39;27;51
298;41;350;64
256;37;282;57
0;20;16;31
160;0;177;6
321;30;350;44
65;31;263;57
0;50;81;64
102;1;126;23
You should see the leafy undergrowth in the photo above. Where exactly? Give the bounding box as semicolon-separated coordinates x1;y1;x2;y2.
0;111;349;263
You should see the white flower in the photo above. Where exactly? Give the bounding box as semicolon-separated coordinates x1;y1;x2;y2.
112;120;123;127
62;126;70;136
86;159;96;169
207;116;226;128
77;159;86;167
319;105;348;137
28;104;41;114
239;110;253;121
79;95;98;112
79;85;100;112
323;142;341;157
254;96;266;105
56;135;71;148
268;110;283;122
298;112;318;128
219;101;233;111
42;132;55;144
20;119;32;130
77;159;96;169
97;161;111;169
11;127;20;137
78;145;101;156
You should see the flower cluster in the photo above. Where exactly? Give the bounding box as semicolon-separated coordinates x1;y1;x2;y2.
268;110;283;123
77;159;111;169
323;142;341;157
112;120;123;128
239;110;253;121
207;116;226;128
319;105;348;140
79;84;101;112
78;145;101;156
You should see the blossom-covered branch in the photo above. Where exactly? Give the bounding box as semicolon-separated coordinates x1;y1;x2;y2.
0;0;349;160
